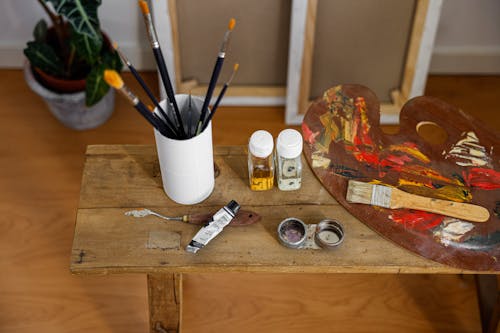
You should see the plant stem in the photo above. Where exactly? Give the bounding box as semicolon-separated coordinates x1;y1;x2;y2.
37;0;68;70
66;46;76;77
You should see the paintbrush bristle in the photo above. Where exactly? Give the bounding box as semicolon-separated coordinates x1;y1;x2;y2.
346;180;393;208
346;180;374;205
138;0;150;14
228;18;236;30
104;70;124;89
112;41;118;50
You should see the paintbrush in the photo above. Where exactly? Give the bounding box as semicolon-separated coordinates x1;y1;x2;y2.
104;70;173;137
125;208;261;226
138;0;186;138
113;42;180;138
196;18;236;135
201;63;239;132
346;180;490;222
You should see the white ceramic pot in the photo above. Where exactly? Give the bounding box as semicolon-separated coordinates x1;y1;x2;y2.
23;62;115;130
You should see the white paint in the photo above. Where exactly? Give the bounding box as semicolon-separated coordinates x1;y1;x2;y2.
125;209;151;218
445;131;490;167
434;217;474;244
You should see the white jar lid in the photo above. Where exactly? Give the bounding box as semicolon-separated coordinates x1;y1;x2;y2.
277;129;303;158
249;130;274;158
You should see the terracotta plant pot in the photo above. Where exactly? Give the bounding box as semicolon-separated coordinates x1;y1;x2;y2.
32;66;86;93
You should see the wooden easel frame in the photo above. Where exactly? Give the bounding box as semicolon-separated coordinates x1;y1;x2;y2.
151;0;442;124
150;0;286;107
286;0;443;124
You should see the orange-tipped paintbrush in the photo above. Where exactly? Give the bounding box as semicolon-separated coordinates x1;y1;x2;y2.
113;42;180;137
195;18;236;136
201;63;239;132
138;0;186;138
104;69;174;137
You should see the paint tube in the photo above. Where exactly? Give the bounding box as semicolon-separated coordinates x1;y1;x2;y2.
185;200;240;253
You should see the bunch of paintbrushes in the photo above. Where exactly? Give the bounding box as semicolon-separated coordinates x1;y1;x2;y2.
104;0;237;140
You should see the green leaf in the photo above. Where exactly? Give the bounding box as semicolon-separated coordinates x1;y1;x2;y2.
85;63;109;106
47;0;102;40
33;19;48;43
23;41;64;76
102;48;123;72
70;26;102;64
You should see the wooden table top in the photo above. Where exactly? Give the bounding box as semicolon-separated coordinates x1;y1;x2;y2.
70;145;477;275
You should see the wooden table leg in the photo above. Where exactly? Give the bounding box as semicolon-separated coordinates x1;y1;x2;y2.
475;274;500;333
147;273;183;333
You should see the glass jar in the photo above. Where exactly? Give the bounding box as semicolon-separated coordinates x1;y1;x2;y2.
276;129;303;191
248;130;274;191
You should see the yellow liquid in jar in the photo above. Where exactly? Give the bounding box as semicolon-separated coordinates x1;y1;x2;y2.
250;168;274;191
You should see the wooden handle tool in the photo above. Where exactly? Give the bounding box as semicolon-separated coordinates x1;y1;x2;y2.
125;208;260;226
346;180;490;222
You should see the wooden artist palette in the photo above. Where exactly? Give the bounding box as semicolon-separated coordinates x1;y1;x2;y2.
302;84;500;271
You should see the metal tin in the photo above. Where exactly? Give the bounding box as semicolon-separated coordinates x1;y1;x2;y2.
314;219;344;249
277;218;307;248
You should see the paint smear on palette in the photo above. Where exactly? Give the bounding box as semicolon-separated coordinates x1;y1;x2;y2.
389;210;445;231
388;142;430;164
398;179;471;202
311;152;331;169
400;164;464;186
302;122;319;145
444;131;491;167
463;167;500;190
433;218;475;245
330;164;364;178
441;231;500;251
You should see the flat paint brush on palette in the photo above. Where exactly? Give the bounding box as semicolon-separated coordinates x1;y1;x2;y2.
346;180;490;222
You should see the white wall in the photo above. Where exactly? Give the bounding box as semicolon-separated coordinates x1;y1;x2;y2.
0;0;499;74
0;0;154;69
429;0;500;74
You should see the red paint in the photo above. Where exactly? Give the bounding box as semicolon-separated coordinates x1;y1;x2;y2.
390;210;445;231
355;97;373;146
354;151;379;165
464;168;500;190
302;122;318;144
380;154;413;168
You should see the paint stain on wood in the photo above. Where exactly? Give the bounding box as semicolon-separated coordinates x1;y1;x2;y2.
147;231;181;250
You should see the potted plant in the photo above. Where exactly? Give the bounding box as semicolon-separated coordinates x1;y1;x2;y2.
23;0;122;130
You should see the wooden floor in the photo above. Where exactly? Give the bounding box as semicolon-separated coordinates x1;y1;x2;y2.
1;69;499;333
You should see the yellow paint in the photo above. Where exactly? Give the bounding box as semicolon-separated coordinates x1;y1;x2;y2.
398;179;471;202
320;112;339;143
388;144;430;163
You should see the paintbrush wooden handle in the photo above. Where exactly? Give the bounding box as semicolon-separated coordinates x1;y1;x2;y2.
187;210;261;226
391;188;490;222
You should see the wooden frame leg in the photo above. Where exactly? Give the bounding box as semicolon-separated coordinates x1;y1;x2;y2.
475;274;500;333
147;273;183;333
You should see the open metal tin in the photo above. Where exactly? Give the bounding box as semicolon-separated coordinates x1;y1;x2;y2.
277;218;308;248
277;217;344;250
314;219;344;249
